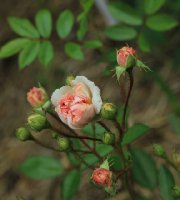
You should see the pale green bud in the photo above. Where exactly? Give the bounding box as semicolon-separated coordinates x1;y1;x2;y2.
16;127;31;141
153;144;166;157
102;132;115;145
100;103;117;120
66;75;75;86
57;137;71;151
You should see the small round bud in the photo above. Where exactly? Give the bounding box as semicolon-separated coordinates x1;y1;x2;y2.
102;132;115;145
100;103;117;120
57;137;70;151
27;87;48;108
92;168;112;188
65;75;75;86
172;185;180;197
51;131;58;139
27;113;48;131
16;127;31;141
172;153;180;167
153;144;166;157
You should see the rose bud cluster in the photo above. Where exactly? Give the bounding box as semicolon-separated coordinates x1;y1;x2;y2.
27;87;48;108
51;76;102;129
117;46;136;68
92;168;112;188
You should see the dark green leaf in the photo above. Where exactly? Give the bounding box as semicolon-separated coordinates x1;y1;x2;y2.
108;2;142;26
131;149;158;189
138;32;151;53
35;9;52;38
38;41;54;68
158;165;175;200
82;123;105;137
0;38;30;58
18;155;64;179
168;113;180;136
110;153;123;171
83;40;102;49
8;17;39;38
77;15;88;40
146;14;178;31
121;124;151;146
105;25;137;41
61;170;81;200
144;0;166;15
65;42;84;60
56;10;74;39
19;41;40;69
136;196;152;200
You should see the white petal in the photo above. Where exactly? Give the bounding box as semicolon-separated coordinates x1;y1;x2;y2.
51;86;73;107
55;106;68;125
71;76;102;113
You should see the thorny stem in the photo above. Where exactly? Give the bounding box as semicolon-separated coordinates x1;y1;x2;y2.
122;69;134;131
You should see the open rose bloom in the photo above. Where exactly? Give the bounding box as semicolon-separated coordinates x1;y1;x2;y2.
117;46;136;66
51;76;102;129
27;87;48;107
92;168;112;188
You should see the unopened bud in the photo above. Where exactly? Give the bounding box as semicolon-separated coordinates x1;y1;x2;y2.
27;87;48;108
100;103;117;120
65;75;75;86
57;137;70;151
16;127;31;141
153;144;166;157
27;113;48;131
172;153;180;167
172;185;180;197
102;132;115;145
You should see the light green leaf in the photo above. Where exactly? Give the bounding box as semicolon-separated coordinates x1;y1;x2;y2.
131;148;158;189
19;41;40;69
105;25;137;41
138;32;151;53
136;59;151;71
77;15;88;40
38;41;54;68
144;0;166;15
35;9;52;38
8;17;39;38
65;42;84;60
116;66;126;80
61;170;81;200
83;40;102;49
121;124;151;146
158;165;175;200
18;156;64;179
56;10;74;39
146;14;178;31
0;38;30;58
108;2;142;26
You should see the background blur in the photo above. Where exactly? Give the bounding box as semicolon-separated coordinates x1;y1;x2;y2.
0;0;179;199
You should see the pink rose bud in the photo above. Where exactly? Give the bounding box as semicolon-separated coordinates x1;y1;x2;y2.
117;46;136;67
27;87;48;107
92;168;112;188
51;76;102;129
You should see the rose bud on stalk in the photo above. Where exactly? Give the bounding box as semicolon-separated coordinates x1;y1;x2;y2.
92;168;112;188
27;87;48;107
16;127;31;141
51;76;102;129
100;102;117;120
117;46;136;69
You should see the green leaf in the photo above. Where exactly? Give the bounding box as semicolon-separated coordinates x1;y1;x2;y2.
131;148;158;189
105;25;137;41
56;10;74;39
61;170;81;200
35;9;52;38
121;124;151;146
146;14;178;32
8;17;39;38
108;2;142;26
158;165;175;200
138;32;151;53
168;113;180;136
38;41;54;68
83;40;102;49
116;66;126;80
18;155;64;179
65;42;84;60
19;41;40;69
77;14;88;40
82;123;105;137
144;0;166;15
110;153;123;171
0;38;30;58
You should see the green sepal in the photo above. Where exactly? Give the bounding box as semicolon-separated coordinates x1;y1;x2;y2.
104;184;117;197
116;66;126;81
100;159;110;170
126;54;136;69
136;59;151;71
